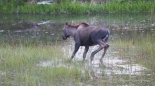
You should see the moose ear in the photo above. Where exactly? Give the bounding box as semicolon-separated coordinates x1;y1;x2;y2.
65;22;69;26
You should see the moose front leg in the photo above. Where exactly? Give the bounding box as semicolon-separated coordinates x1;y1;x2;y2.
71;43;80;60
83;46;89;60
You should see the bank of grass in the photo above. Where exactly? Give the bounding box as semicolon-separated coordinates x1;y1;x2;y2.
1;1;155;14
0;44;90;86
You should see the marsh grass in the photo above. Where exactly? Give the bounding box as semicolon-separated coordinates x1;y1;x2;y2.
135;33;155;71
103;1;155;13
0;43;90;86
20;1;155;14
110;30;155;71
1;31;155;85
1;1;155;14
107;30;155;86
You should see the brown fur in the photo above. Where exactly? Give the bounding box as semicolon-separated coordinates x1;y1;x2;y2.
71;22;89;28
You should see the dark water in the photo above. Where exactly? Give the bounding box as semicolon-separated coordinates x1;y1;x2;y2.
0;13;155;45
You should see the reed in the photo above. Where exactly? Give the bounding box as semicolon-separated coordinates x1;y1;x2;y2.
110;31;155;71
134;32;155;71
0;41;90;86
103;1;155;13
1;1;155;14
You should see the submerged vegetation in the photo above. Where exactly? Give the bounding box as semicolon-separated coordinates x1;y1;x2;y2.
0;0;155;14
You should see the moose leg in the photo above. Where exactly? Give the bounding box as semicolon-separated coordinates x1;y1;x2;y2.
83;46;89;60
100;44;109;61
90;40;105;61
71;43;80;60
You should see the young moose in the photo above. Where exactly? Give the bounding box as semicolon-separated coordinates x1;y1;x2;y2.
62;22;110;61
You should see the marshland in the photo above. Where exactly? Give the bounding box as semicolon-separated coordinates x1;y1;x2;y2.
0;13;155;86
0;0;155;86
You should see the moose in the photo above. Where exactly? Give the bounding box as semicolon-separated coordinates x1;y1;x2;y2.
62;22;110;61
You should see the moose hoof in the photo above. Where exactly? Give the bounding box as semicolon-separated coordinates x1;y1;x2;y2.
100;58;103;62
90;57;94;61
83;58;86;61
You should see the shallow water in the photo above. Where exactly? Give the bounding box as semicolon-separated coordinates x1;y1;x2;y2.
36;40;153;85
62;39;150;75
1;13;155;85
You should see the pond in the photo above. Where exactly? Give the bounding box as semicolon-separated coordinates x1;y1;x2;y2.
0;13;155;85
1;13;154;44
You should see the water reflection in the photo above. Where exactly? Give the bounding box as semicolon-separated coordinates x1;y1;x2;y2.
0;20;63;45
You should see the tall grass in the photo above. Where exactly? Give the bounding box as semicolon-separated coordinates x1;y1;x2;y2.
110;30;155;72
103;1;155;13
0;43;90;86
134;33;155;71
1;1;155;14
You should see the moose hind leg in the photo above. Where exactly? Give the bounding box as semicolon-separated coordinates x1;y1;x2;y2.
100;44;109;61
90;40;104;61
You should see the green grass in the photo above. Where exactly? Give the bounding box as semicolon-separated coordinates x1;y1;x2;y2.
0;31;155;85
1;1;155;14
0;44;90;86
110;30;155;71
108;30;155;86
103;1;155;13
